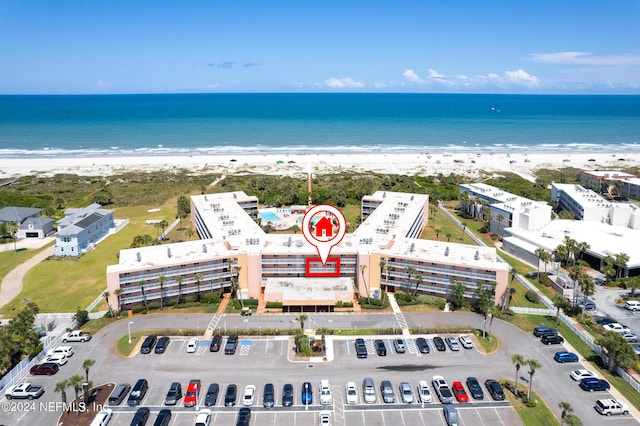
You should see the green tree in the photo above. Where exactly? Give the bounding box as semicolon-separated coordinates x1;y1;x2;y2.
558;401;573;425
68;374;84;400
577;241;590;261
495;213;505;234
405;266;416;293
233;266;243;308
176;195;191;230
474;283;493;337
596;331;638;372
114;288;123;312
176;275;184;305
158;275;167;309
450;281;466;310
502;267;520;312
102;291;112;317
614;252;630;279
82;359;95;382
379;259;389;290
138;280;149;313
359;264;370;304
578;274;596;319
564;415;583;426
194;272;202;302
552;294;569;324
158;219;168;240
296;314;308;330
54;379;69;412
526;358;542;400
412;274;423;297
7;221;18;252
511;354;526;397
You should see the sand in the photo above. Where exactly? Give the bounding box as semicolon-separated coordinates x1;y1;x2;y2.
0;152;637;181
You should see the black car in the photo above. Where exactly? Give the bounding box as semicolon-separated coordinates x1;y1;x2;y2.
596;317;616;326
485;379;505;401
416;337;430;354
130;407;150;426
263;383;275;408
282;383;294;407
541;334;565;345
204;383;219;407
224;384;237;406
154;336;170;354
374;339;387;356
466;377;484;400
127;379;149;407
355;338;368;358
209;334;222;352
533;326;557;337
225;335;239;355
432;336;446;351
153;409;171;426
163;382;182;405
579;377;610;392
140;335;157;354
236;407;251;426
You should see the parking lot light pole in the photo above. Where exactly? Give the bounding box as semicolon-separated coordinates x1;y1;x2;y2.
128;321;134;344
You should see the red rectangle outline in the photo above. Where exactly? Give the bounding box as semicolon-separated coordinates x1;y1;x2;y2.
305;257;340;277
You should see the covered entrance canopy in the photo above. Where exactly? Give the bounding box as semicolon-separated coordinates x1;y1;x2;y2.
263;277;354;313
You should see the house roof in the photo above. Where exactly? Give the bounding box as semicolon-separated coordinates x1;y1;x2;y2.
0;206;42;223
20;216;54;228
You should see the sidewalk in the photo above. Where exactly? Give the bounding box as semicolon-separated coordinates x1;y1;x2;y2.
0;245;55;310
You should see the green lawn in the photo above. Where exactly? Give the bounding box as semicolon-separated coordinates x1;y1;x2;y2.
501;380;560;426
421;208;476;244
0;242;54;285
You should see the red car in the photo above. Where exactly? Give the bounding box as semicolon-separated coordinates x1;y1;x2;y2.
452;381;469;403
30;362;59;376
184;379;201;407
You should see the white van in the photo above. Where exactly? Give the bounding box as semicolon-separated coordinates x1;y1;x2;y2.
624;300;640;311
362;377;376;403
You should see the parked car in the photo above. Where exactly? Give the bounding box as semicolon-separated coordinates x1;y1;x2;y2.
236;407;251;426
443;404;460;426
153;409;171;426
416;337;430;354
445;336;460;351
570;369;595;381
127;379;149;407
30;362;59;376
577;299;597;310
452;381;468;403
579;377;610;392
154;336;170;354
225;335;239;355
319;380;332;405
363;377;377;403
432;375;453;404
204;383;219;407
44;353;68;366
399;382;414;403
47;345;74;358
393;339;406;353
374;339;387;356
355;338;368;358
541;334;564;345
623;300;640;311
596;317;617;325
186;338;198;353
224;384;237;407
209;334;222;352
90;408;112;426
130;407;150;426
485;379;505;401
263;383;275;408
193;408;211;426
345;381;358;404
554;351;579;363
602;323;631;333
184;379;201;407
621;331;639;343
108;383;131;406
164;382;182;405
533;326;557;337
458;335;473;349
282;384;294;407
417;380;432;403
301;382;313;405
594;398;629;416
432;336;446;351
380;380;395;403
465;377;484;400
140;335;157;354
317;411;331;426
242;385;256;406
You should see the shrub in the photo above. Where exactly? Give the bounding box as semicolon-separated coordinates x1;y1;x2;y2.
265;301;283;309
74;309;89;326
359;297;389;309
243;298;259;307
478;225;489;233
147;301;161;310
539;273;554;287
525;289;540;304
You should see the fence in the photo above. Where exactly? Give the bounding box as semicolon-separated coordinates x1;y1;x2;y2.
510;307;554;316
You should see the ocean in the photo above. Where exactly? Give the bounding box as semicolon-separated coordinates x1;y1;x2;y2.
0;93;639;157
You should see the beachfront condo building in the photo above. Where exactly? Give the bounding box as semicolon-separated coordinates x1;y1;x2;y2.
55;203;115;256
106;191;509;312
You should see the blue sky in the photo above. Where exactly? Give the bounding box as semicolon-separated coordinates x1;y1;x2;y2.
1;1;639;94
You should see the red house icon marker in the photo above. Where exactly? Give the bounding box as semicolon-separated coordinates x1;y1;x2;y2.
314;216;333;238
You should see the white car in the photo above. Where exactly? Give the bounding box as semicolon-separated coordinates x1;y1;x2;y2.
194;408;211;426
621;331;639;342
417;380;432;403
318;411;332;426
345;381;358;404
45;353;68;366
89;408;112;426
570;369;595;381
603;323;631;333
319;380;332;405
186;338;198;353
47;345;74;358
458;335;473;349
242;385;256;406
631;345;640;356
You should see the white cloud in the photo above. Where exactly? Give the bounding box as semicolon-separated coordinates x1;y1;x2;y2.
427;68;444;79
503;69;540;86
324;77;365;88
402;69;423;83
527;51;640;66
399;68;540;89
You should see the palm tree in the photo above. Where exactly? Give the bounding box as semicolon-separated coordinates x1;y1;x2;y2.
296;314;308;330
158;275;167;309
138;280;149;313
412;274;423;297
406;266;416;293
579;274;596;319
540;250;553;275
496;213;505;234
114;288;123;312
102;291;112;317
7;221;18;252
552;293;568;324
68;374;84;400
185;228;195;240
445;232;452;242
577;241;590;261
194;272;202;302
176;275;184;305
558;401;574;424
379;259;388;291
614;252;630;279
526;358;542;400
158;219;168;240
233;266;243;308
82;359;95;382
534;248;545;280
359;264;370;304
511;354;525;397
54;379;69;411
502;266;520;312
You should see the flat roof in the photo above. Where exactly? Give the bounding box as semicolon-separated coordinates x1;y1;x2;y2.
581;170;636;179
355;191;428;241
461;183;548;215
264;277;353;305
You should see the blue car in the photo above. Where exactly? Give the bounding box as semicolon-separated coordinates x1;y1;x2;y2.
301;382;313;405
579;377;610;392
553;351;579;363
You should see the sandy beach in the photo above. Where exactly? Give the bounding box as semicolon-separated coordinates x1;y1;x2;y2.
1;151;638;181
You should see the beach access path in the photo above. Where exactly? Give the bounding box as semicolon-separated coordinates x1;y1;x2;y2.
0;243;54;309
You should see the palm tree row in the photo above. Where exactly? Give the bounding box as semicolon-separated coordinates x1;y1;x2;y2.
54;359;96;409
511;354;542;401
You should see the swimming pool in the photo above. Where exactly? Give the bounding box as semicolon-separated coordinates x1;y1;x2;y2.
260;212;281;222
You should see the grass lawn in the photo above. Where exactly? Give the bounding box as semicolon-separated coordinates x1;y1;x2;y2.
500;379;560;426
474;329;500;354
0;204;177;315
0;242;54;284
421;208;476;244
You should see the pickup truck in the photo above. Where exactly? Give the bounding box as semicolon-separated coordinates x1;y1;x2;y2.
5;382;45;400
432;375;453;404
61;330;92;342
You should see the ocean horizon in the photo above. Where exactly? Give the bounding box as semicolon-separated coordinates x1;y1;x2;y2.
1;93;639;158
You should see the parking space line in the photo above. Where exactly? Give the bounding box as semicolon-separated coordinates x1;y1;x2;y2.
333;385;345;426
240;340;251;356
406;338;420;356
493;407;506;426
386;338;396;354
365;339;375;355
399;408;406;425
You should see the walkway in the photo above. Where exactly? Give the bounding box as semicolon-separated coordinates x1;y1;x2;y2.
387;293;411;337
0;245;54;309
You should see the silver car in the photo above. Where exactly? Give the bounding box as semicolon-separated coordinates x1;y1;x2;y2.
399;382;414;403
